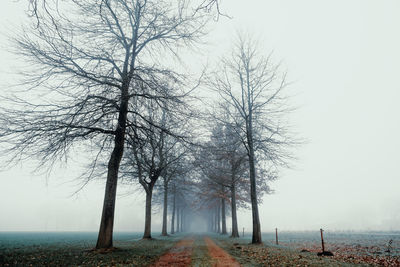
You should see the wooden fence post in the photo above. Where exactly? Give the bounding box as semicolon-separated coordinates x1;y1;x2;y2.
320;228;325;252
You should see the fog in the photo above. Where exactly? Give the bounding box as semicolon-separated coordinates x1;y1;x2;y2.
187;216;208;233
1;0;400;233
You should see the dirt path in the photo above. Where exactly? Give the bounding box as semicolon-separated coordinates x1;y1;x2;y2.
150;238;194;267
191;237;212;267
204;237;241;267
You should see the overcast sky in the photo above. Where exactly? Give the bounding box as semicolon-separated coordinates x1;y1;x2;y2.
1;0;400;233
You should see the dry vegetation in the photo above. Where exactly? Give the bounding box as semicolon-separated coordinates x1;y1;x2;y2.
213;235;400;267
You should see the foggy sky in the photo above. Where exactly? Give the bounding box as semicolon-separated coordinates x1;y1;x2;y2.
1;0;400;232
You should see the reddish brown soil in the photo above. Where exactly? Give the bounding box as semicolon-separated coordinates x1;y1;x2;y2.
204;237;241;267
150;238;194;267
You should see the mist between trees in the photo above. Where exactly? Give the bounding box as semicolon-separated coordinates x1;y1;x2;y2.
0;0;298;249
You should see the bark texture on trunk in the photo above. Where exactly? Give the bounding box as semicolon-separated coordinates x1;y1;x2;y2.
221;197;227;235
231;184;239;238
143;187;154;239
161;182;168;236
249;146;262;244
171;187;176;234
95;162;118;249
96;88;128;249
176;207;180;232
247;90;262;244
217;204;221;233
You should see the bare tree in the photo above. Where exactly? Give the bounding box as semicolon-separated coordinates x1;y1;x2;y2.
165;167;195;234
211;122;247;237
149;144;191;236
160;169;174;236
170;182;177;234
28;0;226;26
160;155;191;236
194;120;271;237
208;35;295;244
125;98;190;239
1;0;210;249
196;0;222;14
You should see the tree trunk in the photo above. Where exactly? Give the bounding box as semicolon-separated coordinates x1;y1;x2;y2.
143;186;154;239
246;80;262;244
211;209;215;232
211;213;214;232
217;204;221;233
208;213;212;232
180;208;184;232
248;143;262;244
214;207;217;232
176;207;180;232
161;181;168;236
221;197;227;235
96;88;128;249
95;156;119;249
171;186;176;234
231;183;239;238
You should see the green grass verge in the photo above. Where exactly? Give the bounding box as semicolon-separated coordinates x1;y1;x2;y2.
0;234;184;267
190;235;212;267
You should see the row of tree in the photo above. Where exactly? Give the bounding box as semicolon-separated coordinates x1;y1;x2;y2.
0;0;296;249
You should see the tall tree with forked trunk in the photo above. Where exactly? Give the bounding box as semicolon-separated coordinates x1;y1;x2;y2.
208;35;296;244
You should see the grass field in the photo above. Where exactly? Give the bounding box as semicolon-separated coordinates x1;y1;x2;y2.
0;232;180;266
224;231;400;266
1;231;399;266
256;231;400;256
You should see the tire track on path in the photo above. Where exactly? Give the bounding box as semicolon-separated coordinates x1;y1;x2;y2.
204;236;241;267
150;237;194;267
